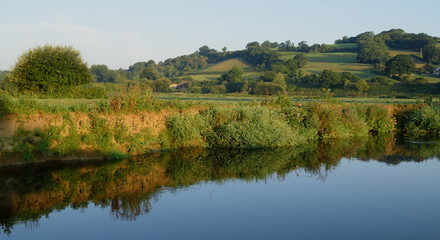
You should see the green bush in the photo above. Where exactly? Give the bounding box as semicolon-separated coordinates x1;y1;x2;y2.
0;94;15;117
165;114;209;148
250;82;285;95
203;107;298;148
8;45;92;93
400;104;440;137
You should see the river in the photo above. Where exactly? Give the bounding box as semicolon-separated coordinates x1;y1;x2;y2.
1;138;439;239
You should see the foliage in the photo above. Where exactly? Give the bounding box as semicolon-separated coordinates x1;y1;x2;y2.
357;33;390;64
91;65;118;83
319;70;342;88
240;42;281;70
164;114;209;148
0;94;15;117
0;70;9;81
149;78;172;92
377;29;437;50
8;45;92;93
422;45;440;64
250;82;285;95
385;54;416;77
293;53;309;67
200;106;298;148
356;80;370;93
398;103;440;138
368;76;396;86
219;66;245;93
219;66;244;82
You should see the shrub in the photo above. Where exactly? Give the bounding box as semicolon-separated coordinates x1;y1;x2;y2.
200;106;299;148
399;104;440;137
0;94;15;117
250;82;285;95
8;45;92;93
165;114;209;148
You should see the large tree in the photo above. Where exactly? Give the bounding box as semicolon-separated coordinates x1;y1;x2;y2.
422;45;440;64
357;32;390;64
385;54;416;78
9;45;92;93
220;66;244;93
90;65;117;83
319;70;342;88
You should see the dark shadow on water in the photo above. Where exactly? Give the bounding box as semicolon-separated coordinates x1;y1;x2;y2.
1;136;440;235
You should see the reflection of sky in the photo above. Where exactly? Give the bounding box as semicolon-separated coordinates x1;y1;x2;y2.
6;158;440;240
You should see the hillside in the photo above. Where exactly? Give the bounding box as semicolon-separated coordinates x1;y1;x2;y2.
198;58;253;73
281;51;379;79
186;58;260;81
187;50;435;83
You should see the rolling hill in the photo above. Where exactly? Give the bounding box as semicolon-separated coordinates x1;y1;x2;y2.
186;58;260;81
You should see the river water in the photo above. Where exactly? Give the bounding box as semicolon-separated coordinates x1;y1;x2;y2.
1;138;439;239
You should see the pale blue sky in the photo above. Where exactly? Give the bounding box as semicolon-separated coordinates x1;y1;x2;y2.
1;0;439;70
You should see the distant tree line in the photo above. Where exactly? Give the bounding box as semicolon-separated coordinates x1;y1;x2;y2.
336;29;439;67
86;28;439;94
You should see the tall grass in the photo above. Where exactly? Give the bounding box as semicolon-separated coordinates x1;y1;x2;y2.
398;103;440;138
163;102;396;149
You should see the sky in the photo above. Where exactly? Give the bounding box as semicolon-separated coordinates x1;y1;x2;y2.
1;0;439;70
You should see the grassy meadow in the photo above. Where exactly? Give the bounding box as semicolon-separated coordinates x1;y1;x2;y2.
186;58;261;82
280;51;379;79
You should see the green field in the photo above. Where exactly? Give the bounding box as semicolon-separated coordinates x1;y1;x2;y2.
281;52;378;79
35;98;106;107
152;93;423;105
186;58;260;82
189;50;433;83
198;58;253;73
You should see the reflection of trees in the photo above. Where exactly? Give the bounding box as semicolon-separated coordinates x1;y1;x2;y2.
110;195;155;221
1;136;440;234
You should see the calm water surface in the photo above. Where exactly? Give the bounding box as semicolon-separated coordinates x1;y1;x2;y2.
1;139;440;239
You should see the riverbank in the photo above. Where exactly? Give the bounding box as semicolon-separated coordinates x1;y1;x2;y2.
1;95;439;166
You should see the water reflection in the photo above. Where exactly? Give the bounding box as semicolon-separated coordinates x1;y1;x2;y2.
0;137;439;235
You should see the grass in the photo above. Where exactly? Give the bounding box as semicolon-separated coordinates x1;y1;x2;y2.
153;92;424;104
389;49;422;58
186;58;260;82
35;98;107;107
197;58;254;73
389;49;425;68
280;52;379;79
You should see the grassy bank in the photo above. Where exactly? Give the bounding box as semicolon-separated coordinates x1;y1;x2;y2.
0;94;406;164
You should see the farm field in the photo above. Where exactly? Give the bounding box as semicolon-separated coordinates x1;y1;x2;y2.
152;93;421;104
186;58;260;82
280;51;379;79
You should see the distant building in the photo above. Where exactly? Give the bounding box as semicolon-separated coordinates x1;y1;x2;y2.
169;81;190;90
434;67;440;75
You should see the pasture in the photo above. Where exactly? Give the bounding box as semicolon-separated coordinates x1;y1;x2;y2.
281;52;379;79
186;58;260;82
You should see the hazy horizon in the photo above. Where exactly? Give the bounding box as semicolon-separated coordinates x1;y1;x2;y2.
1;0;439;70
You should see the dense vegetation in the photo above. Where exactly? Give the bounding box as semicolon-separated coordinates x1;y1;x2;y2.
2;29;438;98
8;45;92;94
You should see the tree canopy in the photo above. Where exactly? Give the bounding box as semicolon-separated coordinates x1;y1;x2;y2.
91;65;117;83
357;33;390;64
422;45;440;64
385;54;416;77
